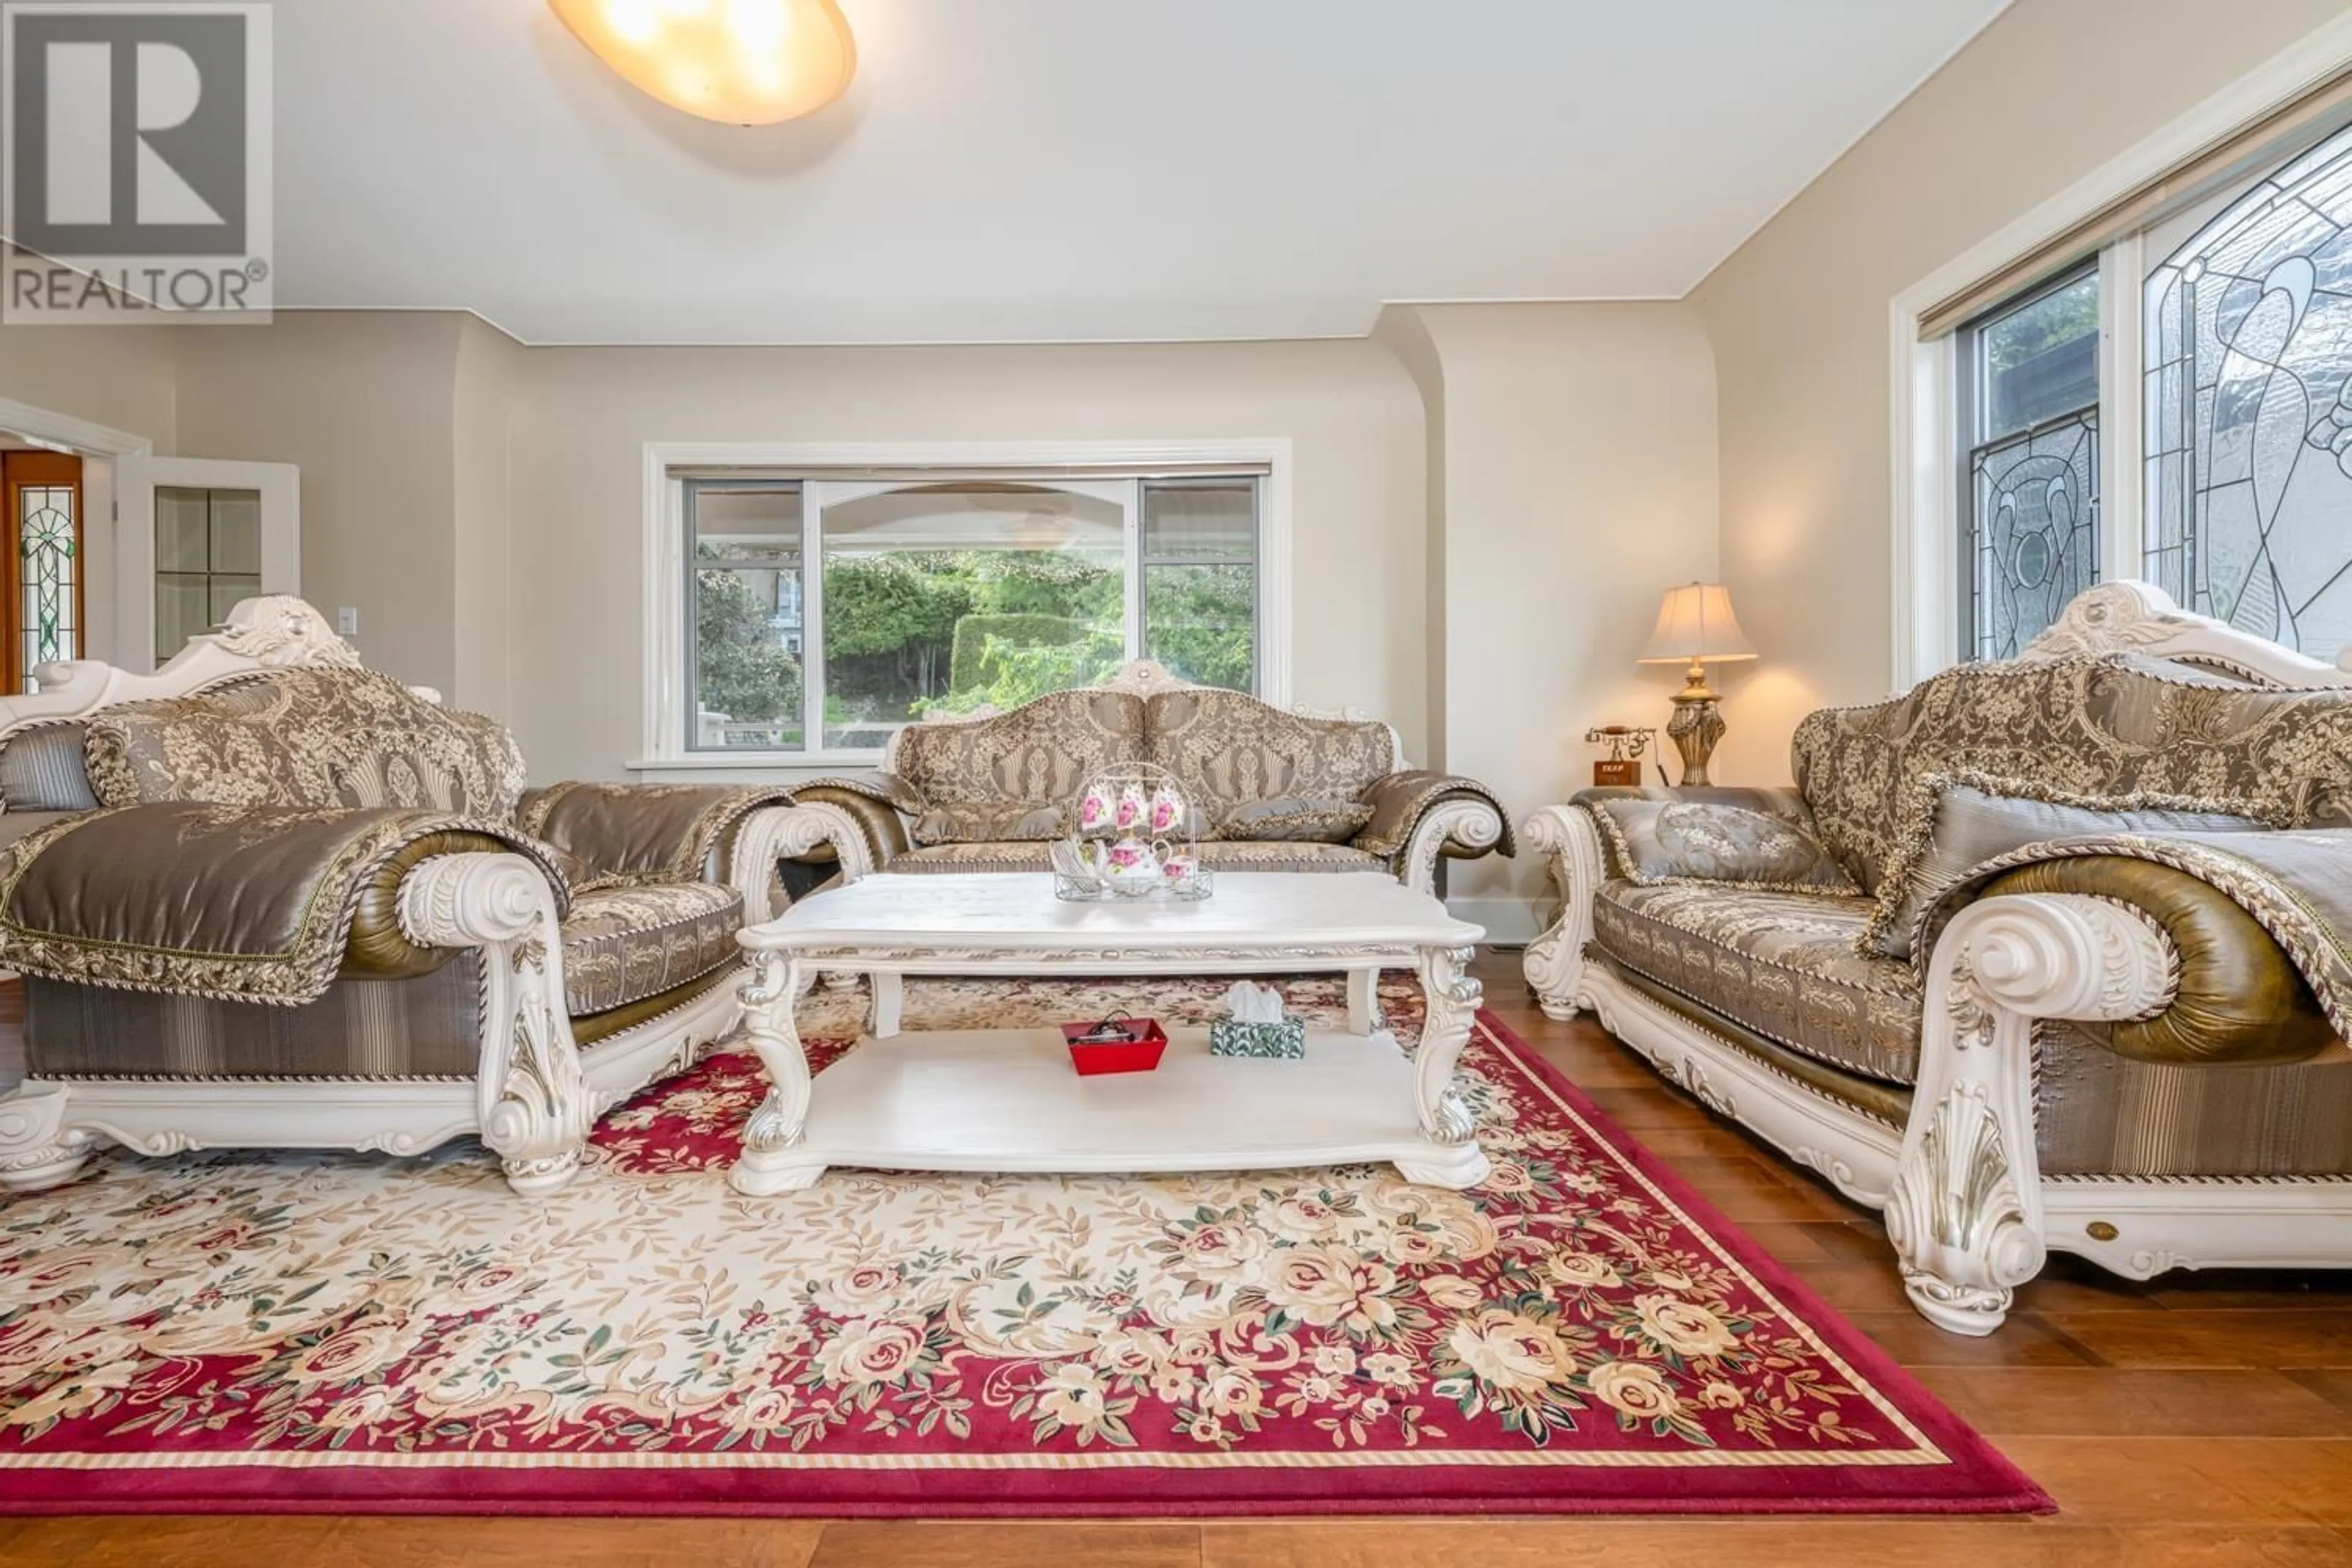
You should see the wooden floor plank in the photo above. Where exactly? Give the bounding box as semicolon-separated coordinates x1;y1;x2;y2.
1909;1367;2351;1438
807;1521;1200;1568
1197;1519;2352;1567
2043;1308;2352;1369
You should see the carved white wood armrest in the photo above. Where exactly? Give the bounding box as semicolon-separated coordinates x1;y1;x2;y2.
1521;804;1605;1021
397;851;594;1197
1400;797;1506;896
1885;892;2176;1336
726;802;879;925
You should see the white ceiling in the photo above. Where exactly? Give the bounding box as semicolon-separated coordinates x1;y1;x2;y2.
271;0;2010;344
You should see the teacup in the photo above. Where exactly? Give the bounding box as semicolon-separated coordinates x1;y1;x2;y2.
1106;836;1160;878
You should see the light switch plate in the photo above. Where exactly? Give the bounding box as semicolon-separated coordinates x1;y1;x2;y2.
336;606;360;636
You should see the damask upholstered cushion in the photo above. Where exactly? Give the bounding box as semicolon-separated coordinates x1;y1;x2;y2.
0;723;99;812
1791;654;2352;894
1144;689;1396;820
892;690;1146;812
559;880;744;1016
890;840;1386;875
517;781;797;881
1585;796;1855;891
1859;772;2275;960
1213;796;1375;843
1589;883;1923;1085
83;668;527;820
909;801;1066;846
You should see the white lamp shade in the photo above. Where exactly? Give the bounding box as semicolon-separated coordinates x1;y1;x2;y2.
1637;582;1757;665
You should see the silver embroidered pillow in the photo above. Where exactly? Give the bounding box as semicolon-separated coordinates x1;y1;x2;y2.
1215;796;1375;843
1589;797;1855;891
0;723;99;812
1860;773;2278;961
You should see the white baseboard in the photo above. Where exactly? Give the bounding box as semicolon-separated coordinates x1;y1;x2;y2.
1444;896;1543;947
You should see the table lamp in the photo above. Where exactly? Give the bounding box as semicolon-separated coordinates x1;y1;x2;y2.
1637;582;1757;786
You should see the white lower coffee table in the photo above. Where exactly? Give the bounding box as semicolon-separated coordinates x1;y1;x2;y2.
729;872;1489;1194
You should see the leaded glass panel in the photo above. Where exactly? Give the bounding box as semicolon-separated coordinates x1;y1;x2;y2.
1961;268;2101;660
17;484;77;680
2144;123;2352;662
1970;411;2100;661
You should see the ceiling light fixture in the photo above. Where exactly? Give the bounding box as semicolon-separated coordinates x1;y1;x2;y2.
548;0;855;126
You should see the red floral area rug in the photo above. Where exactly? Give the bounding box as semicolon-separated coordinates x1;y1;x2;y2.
0;974;2046;1517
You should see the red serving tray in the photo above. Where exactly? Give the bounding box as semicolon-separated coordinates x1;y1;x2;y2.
1061;1017;1170;1076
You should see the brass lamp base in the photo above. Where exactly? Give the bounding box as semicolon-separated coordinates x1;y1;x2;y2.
1666;661;1725;787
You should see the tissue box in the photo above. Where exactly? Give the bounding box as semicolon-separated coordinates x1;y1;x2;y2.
1209;1015;1306;1059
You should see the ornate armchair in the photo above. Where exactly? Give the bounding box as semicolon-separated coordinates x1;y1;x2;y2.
1525;582;2352;1333
0;598;797;1195
768;660;1511;897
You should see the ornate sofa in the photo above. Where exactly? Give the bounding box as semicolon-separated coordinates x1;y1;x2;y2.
1525;582;2352;1333
771;660;1511;894
0;598;797;1195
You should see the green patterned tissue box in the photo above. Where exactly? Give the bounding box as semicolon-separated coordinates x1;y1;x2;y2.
1208;1016;1306;1058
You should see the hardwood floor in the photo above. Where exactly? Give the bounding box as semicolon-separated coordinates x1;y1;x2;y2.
6;953;2352;1566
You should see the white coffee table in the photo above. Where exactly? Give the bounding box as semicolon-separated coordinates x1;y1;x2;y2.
728;872;1489;1194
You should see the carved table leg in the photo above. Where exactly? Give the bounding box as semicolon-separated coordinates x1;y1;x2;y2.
1346;968;1382;1037
732;949;825;1194
0;1083;94;1192
870;971;905;1039
1395;943;1490;1188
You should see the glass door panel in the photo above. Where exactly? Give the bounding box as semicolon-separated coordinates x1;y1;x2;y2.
154;486;266;665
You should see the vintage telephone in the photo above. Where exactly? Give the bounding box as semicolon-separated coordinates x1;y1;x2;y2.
1586;725;1664;788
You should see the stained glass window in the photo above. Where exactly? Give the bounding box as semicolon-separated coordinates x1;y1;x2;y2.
1970;413;2100;660
1962;270;2101;660
2144;123;2352;662
16;484;77;682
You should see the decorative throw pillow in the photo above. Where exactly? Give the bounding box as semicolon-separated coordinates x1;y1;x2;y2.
83;668;526;818
1587;797;1856;891
1861;771;2280;961
909;800;1066;846
1214;796;1375;843
0;723;99;812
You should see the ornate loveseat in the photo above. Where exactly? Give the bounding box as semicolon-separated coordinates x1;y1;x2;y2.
0;598;797;1195
1525;583;2352;1333
772;660;1511;894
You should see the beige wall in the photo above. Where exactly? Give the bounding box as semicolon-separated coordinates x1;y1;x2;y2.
0;323;178;451
453;317;521;715
173;314;466;694
505;339;1430;785
1691;0;2349;783
1382;304;1720;931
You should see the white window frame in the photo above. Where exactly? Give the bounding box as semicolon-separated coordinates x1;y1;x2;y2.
635;439;1294;772
1888;15;2352;691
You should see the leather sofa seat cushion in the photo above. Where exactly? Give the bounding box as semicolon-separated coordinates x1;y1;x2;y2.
890;840;1387;875
1590;881;1923;1086
560;881;743;1016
